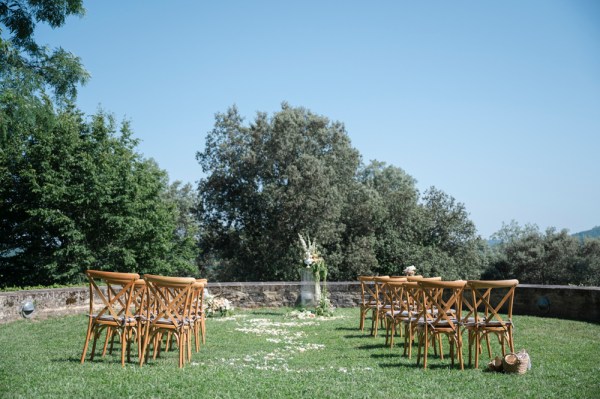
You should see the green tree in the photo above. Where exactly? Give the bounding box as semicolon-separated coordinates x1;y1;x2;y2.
0;0;89;101
342;160;421;277
0;91;194;287
485;222;600;286
164;181;201;277
415;187;485;279
578;238;600;286
197;105;486;282
196;103;361;281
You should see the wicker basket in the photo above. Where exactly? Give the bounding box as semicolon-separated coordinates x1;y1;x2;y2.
503;350;530;374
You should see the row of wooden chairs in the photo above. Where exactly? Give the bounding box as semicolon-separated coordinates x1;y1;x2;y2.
80;270;208;368
358;275;519;370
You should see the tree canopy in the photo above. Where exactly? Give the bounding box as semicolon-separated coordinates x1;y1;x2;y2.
484;222;600;286
196;104;485;281
0;0;89;101
0;90;197;287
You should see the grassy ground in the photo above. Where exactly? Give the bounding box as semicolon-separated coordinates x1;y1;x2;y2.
0;308;599;398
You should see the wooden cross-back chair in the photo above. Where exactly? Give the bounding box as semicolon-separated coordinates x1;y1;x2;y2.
400;277;442;358
140;275;196;368
463;279;519;368
161;279;208;355
372;276;407;337
416;279;467;370
80;270;140;367
358;276;383;334
101;278;147;360
381;279;408;348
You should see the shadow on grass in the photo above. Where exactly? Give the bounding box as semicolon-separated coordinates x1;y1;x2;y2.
370;352;402;359
335;327;359;331
246;310;284;316
356;343;389;350
378;360;462;370
343;334;375;339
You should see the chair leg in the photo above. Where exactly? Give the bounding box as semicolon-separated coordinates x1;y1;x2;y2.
101;329;111;357
120;330;127;367
90;328;102;361
359;306;365;331
485;333;492;359
80;318;94;364
474;331;482;369
458;333;464;370
508;326;515;353
416;329;423;366
423;330;429;369
467;329;474;367
449;335;455;367
139;325;152;367
405;322;415;359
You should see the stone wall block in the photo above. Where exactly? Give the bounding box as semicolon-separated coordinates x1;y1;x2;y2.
1;282;598;324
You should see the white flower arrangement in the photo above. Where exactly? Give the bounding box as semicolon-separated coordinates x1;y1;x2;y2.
298;233;335;317
403;265;417;276
203;290;234;317
298;233;322;267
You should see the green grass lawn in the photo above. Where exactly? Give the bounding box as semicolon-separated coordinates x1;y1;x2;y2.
0;308;599;398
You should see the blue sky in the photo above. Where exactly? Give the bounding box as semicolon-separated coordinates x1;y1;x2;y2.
36;1;600;238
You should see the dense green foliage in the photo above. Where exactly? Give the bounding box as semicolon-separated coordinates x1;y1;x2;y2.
484;221;600;286
197;104;485;281
1;309;599;398
1;1;597;287
0;0;198;288
0;91;197;287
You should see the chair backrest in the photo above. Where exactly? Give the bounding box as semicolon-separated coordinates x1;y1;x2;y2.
401;281;423;315
358;276;388;307
406;275;442;282
192;280;206;317
384;280;408;314
465;280;519;325
143;275;196;327
373;276;406;305
417;280;467;329
85;270;140;321
131;278;146;317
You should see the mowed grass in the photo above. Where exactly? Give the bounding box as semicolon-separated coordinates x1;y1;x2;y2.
0;308;599;398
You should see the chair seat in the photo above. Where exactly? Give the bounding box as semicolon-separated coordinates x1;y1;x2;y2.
461;317;477;327
90;314;137;325
481;320;512;327
155;317;191;327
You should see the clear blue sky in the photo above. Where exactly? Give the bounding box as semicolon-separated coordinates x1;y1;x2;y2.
37;1;600;238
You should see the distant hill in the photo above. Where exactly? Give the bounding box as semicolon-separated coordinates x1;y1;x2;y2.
572;226;600;240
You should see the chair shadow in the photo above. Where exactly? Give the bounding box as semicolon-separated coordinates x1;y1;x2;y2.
371;352;402;359
378;362;402;369
343;334;375;339
356;343;388;351
335;327;358;331
56;355;83;364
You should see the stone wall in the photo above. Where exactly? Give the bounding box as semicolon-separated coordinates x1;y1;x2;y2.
1;282;598;324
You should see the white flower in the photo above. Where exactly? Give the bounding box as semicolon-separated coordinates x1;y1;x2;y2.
403;265;416;276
